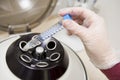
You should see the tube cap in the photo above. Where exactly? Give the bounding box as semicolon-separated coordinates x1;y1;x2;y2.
63;14;72;20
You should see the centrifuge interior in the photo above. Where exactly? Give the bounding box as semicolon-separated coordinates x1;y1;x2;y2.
0;0;109;80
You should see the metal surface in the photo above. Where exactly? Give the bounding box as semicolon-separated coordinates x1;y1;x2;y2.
0;0;96;32
0;0;57;31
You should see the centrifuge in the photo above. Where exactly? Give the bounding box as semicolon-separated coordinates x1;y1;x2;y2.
0;33;87;80
0;0;89;80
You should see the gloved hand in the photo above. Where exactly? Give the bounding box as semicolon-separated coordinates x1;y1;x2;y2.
59;7;120;69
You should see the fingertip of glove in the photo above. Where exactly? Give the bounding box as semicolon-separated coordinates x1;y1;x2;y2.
62;20;72;26
58;9;66;16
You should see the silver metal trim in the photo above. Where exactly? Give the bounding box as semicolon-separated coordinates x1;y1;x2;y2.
46;40;57;50
19;41;27;51
20;54;32;63
49;52;60;61
36;62;49;68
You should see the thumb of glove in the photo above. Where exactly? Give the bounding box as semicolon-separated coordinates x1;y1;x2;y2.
62;20;87;39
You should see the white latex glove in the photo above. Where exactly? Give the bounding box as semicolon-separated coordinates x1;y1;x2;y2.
59;7;120;69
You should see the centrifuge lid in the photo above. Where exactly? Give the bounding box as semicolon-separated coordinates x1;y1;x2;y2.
0;0;57;31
